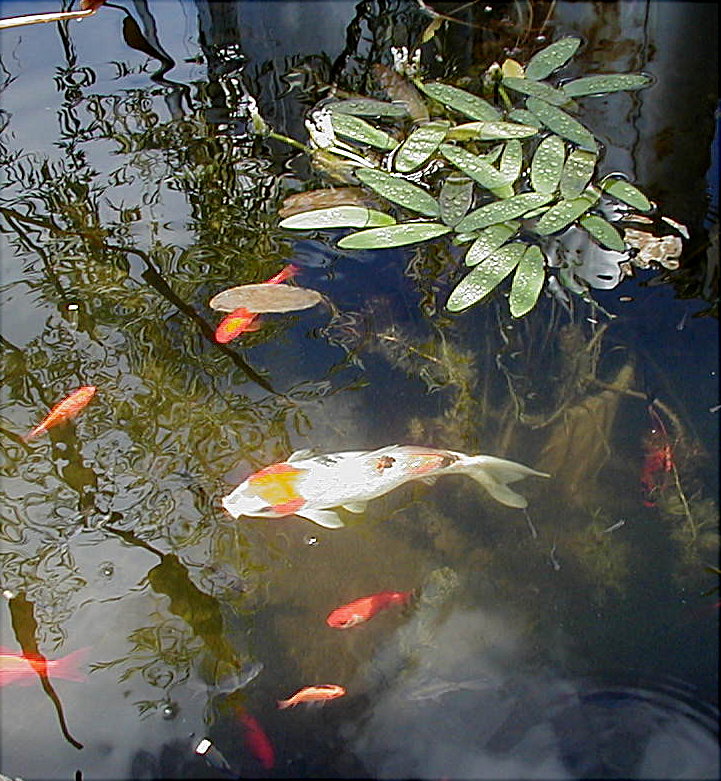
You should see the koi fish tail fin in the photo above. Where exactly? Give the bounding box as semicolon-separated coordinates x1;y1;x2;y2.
50;647;91;682
463;455;549;508
277;699;293;710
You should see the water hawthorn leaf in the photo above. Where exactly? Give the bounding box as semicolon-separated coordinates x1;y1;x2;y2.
446;121;538;141
499;140;523;185
439;174;474;227
524;37;582;81
455;192;554;233
416;81;500;121
534;187;600;235
446;243;526;312
508;108;543;128
526;97;596;152
562;73;653;98
394;120;450;173
465;221;520;266
329;98;408;117
531;135;566;194
560;149;597;199
279;206;396;230
330;113;398;151
440;144;513;192
502;76;573;107
509;245;546;317
354;168;440;217
600;176;652;212
579;213;626;251
337;222;450;249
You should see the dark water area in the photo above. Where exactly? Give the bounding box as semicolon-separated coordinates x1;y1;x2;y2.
0;1;718;780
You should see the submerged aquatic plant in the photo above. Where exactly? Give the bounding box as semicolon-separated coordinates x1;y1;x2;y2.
272;36;683;318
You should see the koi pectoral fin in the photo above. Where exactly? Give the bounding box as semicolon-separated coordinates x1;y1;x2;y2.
296;509;345;529
341;502;367;514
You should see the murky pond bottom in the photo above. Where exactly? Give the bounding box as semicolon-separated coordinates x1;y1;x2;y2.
0;1;718;779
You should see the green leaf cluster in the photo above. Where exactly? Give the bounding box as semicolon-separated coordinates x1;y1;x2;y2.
280;36;655;318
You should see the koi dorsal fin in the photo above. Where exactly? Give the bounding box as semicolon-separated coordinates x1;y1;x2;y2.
287;448;314;462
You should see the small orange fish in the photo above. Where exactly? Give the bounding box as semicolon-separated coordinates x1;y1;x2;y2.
277;684;346;709
23;385;97;441
0;646;89;687
236;711;275;769
214;265;297;344
326;590;412;629
641;406;674;507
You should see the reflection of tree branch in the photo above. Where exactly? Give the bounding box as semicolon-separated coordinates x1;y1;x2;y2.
9;593;84;750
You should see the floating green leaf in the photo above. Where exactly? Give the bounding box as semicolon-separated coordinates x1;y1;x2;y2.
330;113;398;151
354;168;440;216
508;108;543;128
416;81;500;121
534;187;600;234
531;135;566;194
337;222;450;249
502;76;573;107
447;243;526;312
525;37;582;80
329;98;408;117
440;144;513;192
509;245;546;317
394;120;450;173
499;140;523;185
465;221;520;266
446;120;538;141
279;206;396;230
600;176;652;212
560;149;597;199
456;192;554;233
562;73;653;98
526;97;596;152
439;174;474;227
579;213;626;251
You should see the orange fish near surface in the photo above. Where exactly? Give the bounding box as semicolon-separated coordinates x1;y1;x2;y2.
0;646;89;687
277;684;346;709
326;590;413;629
214;265;297;344
23;385;96;441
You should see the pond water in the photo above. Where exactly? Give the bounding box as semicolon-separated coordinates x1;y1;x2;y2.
0;1;718;779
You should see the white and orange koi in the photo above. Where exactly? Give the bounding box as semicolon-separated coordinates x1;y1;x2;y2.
222;445;548;529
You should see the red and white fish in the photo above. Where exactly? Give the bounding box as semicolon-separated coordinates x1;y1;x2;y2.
326;590;412;629
214;265;297;344
23;385;96;441
277;684;346;709
222;444;548;528
0;646;88;687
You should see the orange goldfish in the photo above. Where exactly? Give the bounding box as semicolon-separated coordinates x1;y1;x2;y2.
641;406;674;507
214;265;297;344
236;711;275;769
23;385;96;441
277;684;346;709
0;646;88;686
326;590;412;629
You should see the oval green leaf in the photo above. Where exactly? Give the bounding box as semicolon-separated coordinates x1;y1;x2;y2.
579;213;626;251
337;222;450;249
440;174;474;227
508;108;543;128
525;37;582;80
456;191;554;233
279;206;396;230
600;176;652;212
416;81;501;121
560;148;597;199
465;221;520;266
509;245;546;317
502;76;573;107
534;188;600;235
562;73;653;98
394;120;450;173
447;243;526;312
354;168;440;216
446;120;538;141
330;113;398;151
531;134;566;194
526;97;597;152
440;144;513;191
499;140;523;185
329;98;408;117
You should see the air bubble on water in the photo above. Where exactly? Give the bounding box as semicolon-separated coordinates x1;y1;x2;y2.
99;561;115;578
161;701;178;720
304;535;319;546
